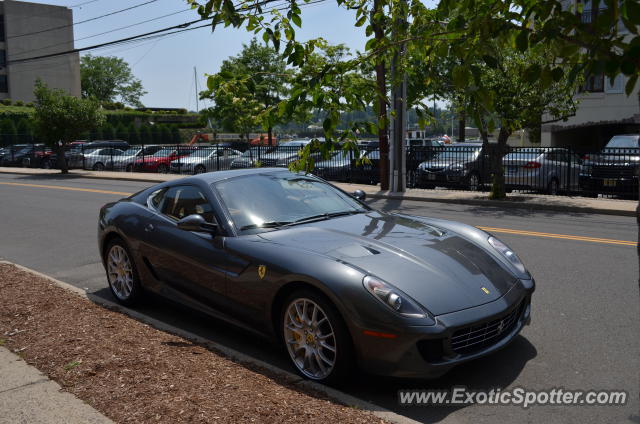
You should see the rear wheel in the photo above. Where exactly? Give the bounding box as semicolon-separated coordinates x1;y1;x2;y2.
93;162;105;171
157;164;169;173
104;238;143;306
125;164;133;172
547;178;559;195
467;172;480;191
281;290;353;384
194;164;207;174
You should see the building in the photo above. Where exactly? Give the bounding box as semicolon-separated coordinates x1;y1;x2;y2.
541;1;640;152
0;0;80;102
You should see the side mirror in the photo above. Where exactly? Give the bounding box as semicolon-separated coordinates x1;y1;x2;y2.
177;214;218;234
353;190;366;201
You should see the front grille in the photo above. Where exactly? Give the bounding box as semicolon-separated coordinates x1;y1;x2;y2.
592;165;637;179
450;301;524;355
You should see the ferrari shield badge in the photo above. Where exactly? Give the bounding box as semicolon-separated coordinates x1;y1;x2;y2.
258;265;267;280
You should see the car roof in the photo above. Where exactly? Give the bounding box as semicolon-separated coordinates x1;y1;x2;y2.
183;167;292;184
450;142;482;146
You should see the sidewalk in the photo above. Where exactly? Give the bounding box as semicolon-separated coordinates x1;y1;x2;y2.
0;166;637;217
0;347;112;424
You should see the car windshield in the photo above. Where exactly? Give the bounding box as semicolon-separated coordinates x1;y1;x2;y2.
435;147;481;160
153;148;175;157
214;171;368;231
605;135;639;148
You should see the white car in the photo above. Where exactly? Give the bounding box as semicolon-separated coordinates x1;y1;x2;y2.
170;147;243;174
83;148;125;170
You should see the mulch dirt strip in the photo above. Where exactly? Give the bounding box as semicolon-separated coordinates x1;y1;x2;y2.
0;264;386;423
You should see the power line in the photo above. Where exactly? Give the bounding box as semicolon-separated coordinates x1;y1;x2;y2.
70;0;102;7
7;0;328;66
10;8;192;59
7;0;160;40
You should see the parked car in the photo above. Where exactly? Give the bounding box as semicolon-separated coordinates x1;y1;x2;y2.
415;143;489;191
133;147;193;173
582;134;639;197
170;147;243;174
82;148;126;170
230;147;265;169
99;168;534;383
114;145;163;171
503;148;583;195
256;140;319;168
313;150;360;182
1;144;47;166
406;141;443;187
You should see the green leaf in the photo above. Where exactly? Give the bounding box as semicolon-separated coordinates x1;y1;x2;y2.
355;15;367;27
452;66;469;88
365;38;377;51
515;31;528;52
625;73;638;95
291;14;302;28
482;55;498;68
551;67;564;82
323;117;332;132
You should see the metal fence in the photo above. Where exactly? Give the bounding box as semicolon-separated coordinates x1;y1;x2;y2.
1;143;638;199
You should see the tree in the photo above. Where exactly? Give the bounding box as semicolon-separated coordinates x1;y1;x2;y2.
0;119;17;146
101;122;116;140
140;125;152;145
170;125;182;144
80;55;147;108
32;80;105;173
200;39;289;145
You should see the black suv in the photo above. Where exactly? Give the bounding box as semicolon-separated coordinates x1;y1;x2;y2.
582;134;639;197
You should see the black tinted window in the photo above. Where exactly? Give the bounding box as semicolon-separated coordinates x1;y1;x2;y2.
161;186;214;222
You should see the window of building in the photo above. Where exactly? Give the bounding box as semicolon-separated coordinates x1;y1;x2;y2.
0;75;7;93
0;50;5;67
0;16;4;42
581;72;604;93
605;74;624;94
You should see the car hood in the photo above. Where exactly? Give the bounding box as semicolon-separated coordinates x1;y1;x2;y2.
258;212;517;315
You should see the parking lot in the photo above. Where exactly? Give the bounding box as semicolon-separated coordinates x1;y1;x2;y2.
0;172;637;424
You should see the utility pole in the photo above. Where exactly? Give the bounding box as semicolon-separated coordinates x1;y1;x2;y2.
389;0;408;193
194;67;200;113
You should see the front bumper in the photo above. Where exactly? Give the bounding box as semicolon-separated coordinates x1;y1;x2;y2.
352;280;533;379
416;169;466;186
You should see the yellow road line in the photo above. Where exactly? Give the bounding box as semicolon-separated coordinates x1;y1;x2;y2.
1;181;634;246
478;226;636;246
0;181;132;196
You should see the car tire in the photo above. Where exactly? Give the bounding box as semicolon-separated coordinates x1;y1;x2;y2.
125;164;133;172
103;238;143;306
157;164;169;174
281;289;353;385
547;178;559;195
467;172;481;191
194;165;206;174
93;162;105;171
41;159;51;169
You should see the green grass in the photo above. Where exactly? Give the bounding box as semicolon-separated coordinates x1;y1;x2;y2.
63;360;82;371
0;338;6;346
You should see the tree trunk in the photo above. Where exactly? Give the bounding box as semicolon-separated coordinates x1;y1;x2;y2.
268;126;273;146
487;126;511;200
372;0;389;190
458;113;466;143
56;142;68;174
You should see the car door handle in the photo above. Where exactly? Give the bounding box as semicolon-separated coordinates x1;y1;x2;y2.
144;223;154;232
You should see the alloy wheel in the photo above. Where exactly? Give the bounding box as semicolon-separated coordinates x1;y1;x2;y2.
106;245;134;300
283;298;337;380
468;173;480;191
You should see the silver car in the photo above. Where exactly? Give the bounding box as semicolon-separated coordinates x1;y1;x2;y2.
83;148;125;171
170;147;243;174
503;148;583;194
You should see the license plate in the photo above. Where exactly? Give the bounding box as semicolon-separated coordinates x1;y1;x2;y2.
603;179;617;187
427;173;436;181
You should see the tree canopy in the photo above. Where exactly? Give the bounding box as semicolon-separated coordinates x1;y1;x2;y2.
80;55;147;108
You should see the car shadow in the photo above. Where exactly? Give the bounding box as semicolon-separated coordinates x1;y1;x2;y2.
87;285;536;424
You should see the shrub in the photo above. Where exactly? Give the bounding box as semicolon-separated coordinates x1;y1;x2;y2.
1;99;11;106
14;100;24;107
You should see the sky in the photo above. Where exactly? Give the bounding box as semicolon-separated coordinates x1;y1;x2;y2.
19;0;375;110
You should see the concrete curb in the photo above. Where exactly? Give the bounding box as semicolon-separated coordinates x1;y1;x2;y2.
1;261;421;424
1;168;635;217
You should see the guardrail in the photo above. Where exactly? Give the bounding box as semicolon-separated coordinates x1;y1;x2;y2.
1;143;637;199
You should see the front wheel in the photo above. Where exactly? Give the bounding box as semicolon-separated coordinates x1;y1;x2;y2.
194;164;207;174
125;164;133;172
281;290;353;384
547;178;559;195
467;172;481;191
157;164;169;174
93;162;105;171
104;239;143;306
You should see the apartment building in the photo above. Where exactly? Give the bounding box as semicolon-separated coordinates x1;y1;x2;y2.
541;1;640;151
0;0;80;102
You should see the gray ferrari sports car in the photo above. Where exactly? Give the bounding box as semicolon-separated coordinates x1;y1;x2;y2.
98;168;534;383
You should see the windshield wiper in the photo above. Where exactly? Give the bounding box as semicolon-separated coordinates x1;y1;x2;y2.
285;210;366;227
239;221;292;230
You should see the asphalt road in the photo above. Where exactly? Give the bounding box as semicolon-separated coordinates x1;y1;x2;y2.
0;173;638;424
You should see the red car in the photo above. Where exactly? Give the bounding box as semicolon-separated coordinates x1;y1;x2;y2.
133;147;193;173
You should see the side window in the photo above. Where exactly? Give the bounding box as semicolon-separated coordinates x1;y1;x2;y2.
160;185;215;223
148;188;166;210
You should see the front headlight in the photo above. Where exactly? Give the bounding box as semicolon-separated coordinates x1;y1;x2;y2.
363;276;429;319
449;162;464;171
488;236;527;274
